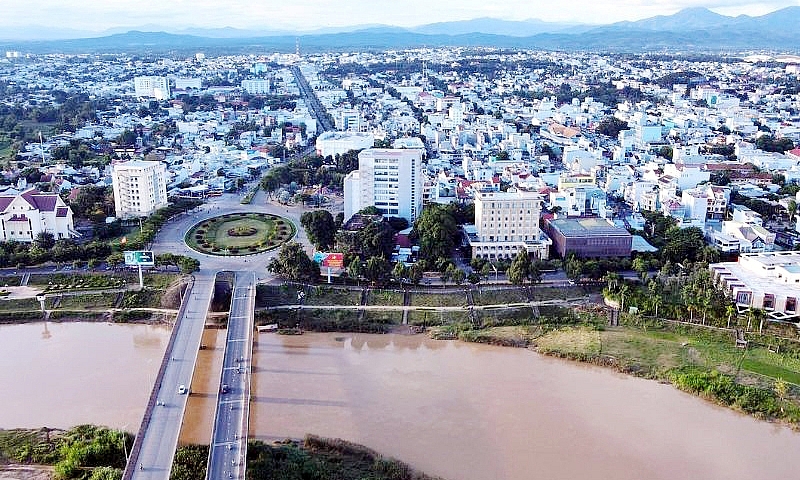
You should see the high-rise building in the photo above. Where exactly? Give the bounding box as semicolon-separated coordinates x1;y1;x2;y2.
241;79;271;95
344;149;423;224
133;76;170;100
469;188;550;260
112;160;168;219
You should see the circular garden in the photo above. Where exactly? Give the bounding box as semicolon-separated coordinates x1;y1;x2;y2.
185;212;295;256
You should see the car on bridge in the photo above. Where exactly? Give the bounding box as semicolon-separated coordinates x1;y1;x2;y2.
178;384;188;395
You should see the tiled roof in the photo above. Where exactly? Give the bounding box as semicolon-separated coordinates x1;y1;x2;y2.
21;190;58;212
0;197;13;212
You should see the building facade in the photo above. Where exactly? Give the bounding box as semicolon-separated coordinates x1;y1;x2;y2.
133;76;170;100
711;252;800;320
315;131;374;158
544;217;632;258
469;188;551;260
0;188;76;242
112;160;169;218
343;148;423;224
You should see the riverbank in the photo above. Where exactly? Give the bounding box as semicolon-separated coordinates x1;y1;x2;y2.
171;435;446;480
436;321;800;426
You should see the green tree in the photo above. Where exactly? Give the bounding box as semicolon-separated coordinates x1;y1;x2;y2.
508;249;532;285
392;262;408;284
364;256;390;285
34;231;55;250
408;262;424;285
300;210;336;251
268;242;319;283
595;116;629;137
451;267;466;285
632;257;648;281
413;204;460;263
348;259;363;283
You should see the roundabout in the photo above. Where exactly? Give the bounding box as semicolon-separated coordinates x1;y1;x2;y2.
184;212;295;256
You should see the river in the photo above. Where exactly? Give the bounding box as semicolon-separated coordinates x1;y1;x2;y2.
0;322;170;430
249;332;800;480
3;324;800;480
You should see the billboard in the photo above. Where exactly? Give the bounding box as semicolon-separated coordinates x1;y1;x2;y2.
322;253;343;268
124;250;155;266
313;252;344;268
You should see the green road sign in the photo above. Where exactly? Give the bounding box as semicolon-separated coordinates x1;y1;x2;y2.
124;250;155;266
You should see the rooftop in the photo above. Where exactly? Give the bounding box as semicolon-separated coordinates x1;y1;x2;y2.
548;217;631;237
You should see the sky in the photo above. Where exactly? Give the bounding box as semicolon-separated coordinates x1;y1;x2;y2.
1;0;798;32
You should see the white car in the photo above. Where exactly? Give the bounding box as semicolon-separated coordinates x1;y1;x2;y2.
178;384;188;395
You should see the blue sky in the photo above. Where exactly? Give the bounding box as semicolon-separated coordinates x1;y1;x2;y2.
1;0;797;31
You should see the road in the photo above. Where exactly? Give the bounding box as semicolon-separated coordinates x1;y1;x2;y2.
206;271;256;480
291;65;334;132
124;271;216;480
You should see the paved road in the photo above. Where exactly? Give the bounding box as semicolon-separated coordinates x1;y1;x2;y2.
151;189;316;278
291;65;334;132
206;271;256;480
124;271;216;480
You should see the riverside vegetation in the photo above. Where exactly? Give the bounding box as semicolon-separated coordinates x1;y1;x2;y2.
0;428;444;480
170;435;445;480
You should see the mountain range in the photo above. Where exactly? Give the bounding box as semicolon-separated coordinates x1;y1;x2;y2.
3;7;800;53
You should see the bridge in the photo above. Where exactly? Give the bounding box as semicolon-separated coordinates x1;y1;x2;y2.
123;64;332;479
122;271;216;480
206;272;256;480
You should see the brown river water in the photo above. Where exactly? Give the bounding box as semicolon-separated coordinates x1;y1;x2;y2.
3;324;800;480
247;332;800;480
0;322;169;430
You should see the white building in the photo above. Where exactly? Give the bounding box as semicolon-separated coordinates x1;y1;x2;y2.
343;148;423;224
241;79;271;95
469;188;551;260
337;109;362;132
134;76;170;100
711;252;800;320
315;131;374;158
112;160;169;219
0;188;77;242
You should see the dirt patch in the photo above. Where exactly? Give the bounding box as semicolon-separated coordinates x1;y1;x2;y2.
0;465;53;480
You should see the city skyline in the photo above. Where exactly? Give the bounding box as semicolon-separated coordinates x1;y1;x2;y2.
1;0;797;33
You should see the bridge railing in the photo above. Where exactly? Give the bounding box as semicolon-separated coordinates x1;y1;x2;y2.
122;276;195;480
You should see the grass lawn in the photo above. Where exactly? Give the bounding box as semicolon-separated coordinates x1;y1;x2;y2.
473;287;529;305
304;286;361;306
186;213;294;255
54;293;117;310
531;324;800;394
408;309;471;326
410;291;467;308
366;289;404;306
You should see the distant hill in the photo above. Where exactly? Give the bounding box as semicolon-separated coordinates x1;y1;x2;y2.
3;7;800;53
410;17;576;37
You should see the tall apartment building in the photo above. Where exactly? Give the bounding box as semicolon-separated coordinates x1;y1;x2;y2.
343;149;423;224
133;76;170;100
241;79;271;95
469;188;551;260
112;160;169;219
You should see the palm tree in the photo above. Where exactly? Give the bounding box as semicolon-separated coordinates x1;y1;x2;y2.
725;304;737;329
749;308;768;335
651;295;662;319
619;283;630;313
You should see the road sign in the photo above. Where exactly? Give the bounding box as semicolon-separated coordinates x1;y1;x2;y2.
124;250;155;266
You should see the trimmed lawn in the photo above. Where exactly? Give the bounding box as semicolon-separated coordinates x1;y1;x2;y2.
186;213;294;255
